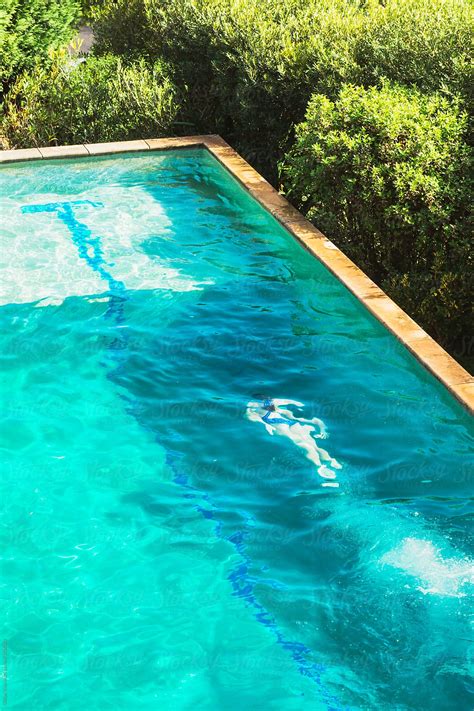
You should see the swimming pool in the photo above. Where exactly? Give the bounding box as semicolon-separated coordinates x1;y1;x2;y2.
0;140;473;710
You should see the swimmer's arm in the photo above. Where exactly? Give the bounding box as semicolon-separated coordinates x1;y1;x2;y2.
246;408;261;422
246;408;274;435
277;407;298;421
311;417;328;438
272;399;304;408
280;409;328;437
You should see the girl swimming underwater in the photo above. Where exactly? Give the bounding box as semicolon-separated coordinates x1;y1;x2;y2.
246;398;341;487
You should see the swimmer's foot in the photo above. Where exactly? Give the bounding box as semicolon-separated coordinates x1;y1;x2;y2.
318;465;337;479
331;458;342;469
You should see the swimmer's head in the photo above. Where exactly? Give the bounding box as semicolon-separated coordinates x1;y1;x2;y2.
263;398;275;411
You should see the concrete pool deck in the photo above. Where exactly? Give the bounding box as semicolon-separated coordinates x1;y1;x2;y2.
1;135;472;413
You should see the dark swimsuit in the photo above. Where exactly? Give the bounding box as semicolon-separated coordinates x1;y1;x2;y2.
262;410;298;427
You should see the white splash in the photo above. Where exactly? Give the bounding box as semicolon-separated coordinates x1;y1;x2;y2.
381;537;474;598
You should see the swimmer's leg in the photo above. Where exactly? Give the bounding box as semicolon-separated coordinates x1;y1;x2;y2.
293;424;341;472
316;445;342;470
278;424;340;483
291;433;337;481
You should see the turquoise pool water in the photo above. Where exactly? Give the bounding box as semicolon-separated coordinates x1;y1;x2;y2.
0;149;473;710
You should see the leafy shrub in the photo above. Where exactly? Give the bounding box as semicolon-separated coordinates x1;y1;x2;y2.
90;0;473;180
283;83;473;357
80;0;99;22
92;0;363;178
1;53;180;148
0;0;81;92
89;0;150;60
355;0;474;108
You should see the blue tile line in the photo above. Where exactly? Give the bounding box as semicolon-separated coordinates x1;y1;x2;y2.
171;458;345;711
21;200;346;710
22;200;126;307
21;200;128;355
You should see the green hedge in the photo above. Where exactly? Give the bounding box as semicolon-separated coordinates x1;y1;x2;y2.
354;0;474;107
283;83;473;358
91;0;473;180
0;0;81;92
92;0;363;178
1;53;180;148
89;0;150;60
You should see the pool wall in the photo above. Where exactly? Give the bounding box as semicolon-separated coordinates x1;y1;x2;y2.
1;135;472;413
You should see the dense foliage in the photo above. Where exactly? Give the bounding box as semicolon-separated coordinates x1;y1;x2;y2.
1;54;179;147
283;83;473;355
91;0;473;177
92;0;364;175
0;0;81;92
354;0;474;106
1;0;472;366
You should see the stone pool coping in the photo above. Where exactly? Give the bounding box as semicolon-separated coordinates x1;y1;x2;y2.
1;135;473;413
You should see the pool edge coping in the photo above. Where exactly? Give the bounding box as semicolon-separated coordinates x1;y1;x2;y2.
1;134;472;414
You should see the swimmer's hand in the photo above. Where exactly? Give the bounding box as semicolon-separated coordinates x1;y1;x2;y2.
246;401;261;410
246;409;262;422
310;417;328;438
